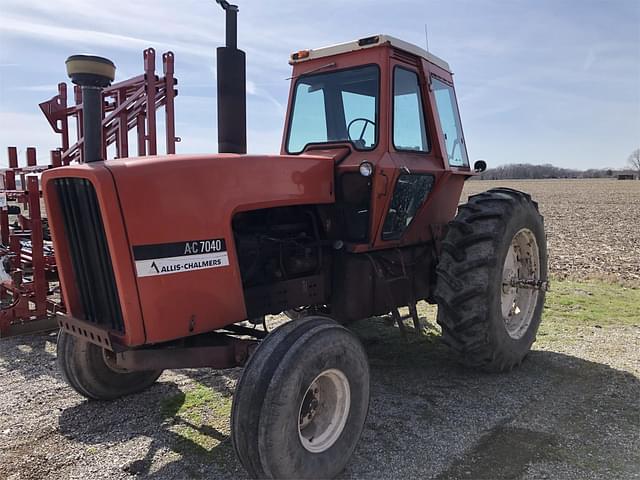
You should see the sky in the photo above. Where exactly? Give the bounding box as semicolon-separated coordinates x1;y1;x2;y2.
0;0;638;170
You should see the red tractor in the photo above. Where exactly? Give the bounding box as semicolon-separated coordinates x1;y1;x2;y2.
43;3;548;478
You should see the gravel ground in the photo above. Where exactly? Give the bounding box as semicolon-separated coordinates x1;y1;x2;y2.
463;179;640;283
1;316;638;480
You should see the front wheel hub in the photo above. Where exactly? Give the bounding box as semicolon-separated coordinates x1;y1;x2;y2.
298;368;351;453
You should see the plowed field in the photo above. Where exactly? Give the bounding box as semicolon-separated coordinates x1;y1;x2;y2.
463;179;640;284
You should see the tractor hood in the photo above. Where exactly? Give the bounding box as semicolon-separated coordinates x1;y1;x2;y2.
103;152;336;249
42;152;335;345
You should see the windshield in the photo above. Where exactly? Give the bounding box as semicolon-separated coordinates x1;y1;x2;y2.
286;65;379;154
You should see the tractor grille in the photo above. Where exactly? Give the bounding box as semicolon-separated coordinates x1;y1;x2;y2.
55;178;125;333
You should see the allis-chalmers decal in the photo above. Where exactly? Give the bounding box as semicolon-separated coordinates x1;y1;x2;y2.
133;238;229;277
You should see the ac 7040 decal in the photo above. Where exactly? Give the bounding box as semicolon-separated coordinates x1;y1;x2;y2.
133;238;229;277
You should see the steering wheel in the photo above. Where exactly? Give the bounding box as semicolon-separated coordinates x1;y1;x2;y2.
347;117;376;144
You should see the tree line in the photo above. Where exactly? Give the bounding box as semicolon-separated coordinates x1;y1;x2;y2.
476;163;637;180
475;149;640;180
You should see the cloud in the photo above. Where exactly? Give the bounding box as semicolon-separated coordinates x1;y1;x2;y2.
0;16;211;58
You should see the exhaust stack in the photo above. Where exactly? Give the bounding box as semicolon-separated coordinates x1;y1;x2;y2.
65;55;116;163
216;1;247;154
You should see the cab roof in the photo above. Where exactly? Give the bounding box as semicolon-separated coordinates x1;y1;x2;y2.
289;34;451;73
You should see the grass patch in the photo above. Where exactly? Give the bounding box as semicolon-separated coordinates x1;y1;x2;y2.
160;382;234;466
353;279;638;361
537;278;639;344
541;279;639;325
161;383;232;423
544;278;639;326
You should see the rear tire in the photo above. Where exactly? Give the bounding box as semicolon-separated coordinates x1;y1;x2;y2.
56;331;162;400
434;188;548;372
231;316;370;479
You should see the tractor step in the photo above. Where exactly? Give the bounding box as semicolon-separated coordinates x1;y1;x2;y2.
391;301;423;339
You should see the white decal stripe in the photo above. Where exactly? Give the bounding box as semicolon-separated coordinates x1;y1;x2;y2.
135;252;229;277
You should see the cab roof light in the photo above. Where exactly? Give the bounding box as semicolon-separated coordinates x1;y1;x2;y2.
291;50;310;61
358;35;380;46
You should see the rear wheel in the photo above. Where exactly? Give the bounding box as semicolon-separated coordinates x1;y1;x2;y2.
231;316;370;479
57;330;162;400
434;188;548;372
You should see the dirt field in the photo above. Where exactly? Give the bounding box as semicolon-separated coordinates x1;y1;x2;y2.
463;179;640;284
1;179;639;479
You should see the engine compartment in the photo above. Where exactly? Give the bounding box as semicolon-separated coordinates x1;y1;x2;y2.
233;206;324;287
232;204;436;321
233;206;331;317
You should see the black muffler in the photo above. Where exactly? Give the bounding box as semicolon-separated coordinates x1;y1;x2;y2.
65;55;116;163
216;1;247;154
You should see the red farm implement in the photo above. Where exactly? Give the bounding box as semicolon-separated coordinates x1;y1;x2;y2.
0;48;178;337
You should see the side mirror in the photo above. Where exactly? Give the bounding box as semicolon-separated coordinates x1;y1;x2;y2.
473;160;487;173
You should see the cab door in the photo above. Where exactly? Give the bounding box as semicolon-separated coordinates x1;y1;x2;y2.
372;56;445;246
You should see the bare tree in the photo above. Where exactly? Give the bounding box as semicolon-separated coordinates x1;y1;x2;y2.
629;148;640;177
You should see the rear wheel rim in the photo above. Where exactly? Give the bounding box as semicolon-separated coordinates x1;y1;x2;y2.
298;368;351;453
501;228;541;339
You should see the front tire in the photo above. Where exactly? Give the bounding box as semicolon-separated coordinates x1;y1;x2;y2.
56;331;162;400
434;188;548;372
231;316;370;479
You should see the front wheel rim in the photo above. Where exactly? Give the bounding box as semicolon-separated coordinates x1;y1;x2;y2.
298;368;351;453
102;348;129;373
501;228;541;339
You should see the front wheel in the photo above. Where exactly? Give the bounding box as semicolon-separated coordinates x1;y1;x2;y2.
231;316;370;479
434;188;548;372
57;331;162;400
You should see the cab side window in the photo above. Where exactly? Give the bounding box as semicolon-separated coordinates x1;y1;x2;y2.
432;77;469;167
393;67;429;152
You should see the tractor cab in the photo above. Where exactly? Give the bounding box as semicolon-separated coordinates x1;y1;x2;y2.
283;35;474;251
